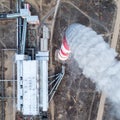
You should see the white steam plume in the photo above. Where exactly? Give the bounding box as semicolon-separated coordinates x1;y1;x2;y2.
65;23;120;115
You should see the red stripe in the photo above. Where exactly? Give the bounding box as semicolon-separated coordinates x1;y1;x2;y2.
58;52;68;59
62;36;70;50
60;49;69;57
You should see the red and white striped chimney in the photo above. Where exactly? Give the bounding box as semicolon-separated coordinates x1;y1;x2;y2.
58;36;71;61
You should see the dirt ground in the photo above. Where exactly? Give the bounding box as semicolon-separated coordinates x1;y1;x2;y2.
51;0;119;120
3;50;16;120
0;0;120;120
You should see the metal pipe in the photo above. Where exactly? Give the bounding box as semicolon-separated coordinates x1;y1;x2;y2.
0;80;17;82
17;0;22;54
0;13;22;19
49;76;61;96
21;18;27;54
12;62;16;120
48;73;59;78
48;75;60;86
1;50;5;120
7;13;21;18
49;66;65;102
0;97;17;99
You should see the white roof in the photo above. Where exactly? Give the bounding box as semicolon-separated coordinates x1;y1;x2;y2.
22;61;39;115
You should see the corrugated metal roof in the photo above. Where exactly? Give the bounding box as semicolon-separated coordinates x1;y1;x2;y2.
22;61;39;115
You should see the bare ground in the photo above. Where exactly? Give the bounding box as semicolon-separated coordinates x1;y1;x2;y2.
0;0;119;120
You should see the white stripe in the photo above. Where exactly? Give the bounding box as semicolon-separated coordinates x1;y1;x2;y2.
59;50;69;57
58;54;68;60
61;44;71;53
58;52;69;60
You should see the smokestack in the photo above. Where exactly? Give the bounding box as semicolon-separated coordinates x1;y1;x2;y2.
58;23;120;117
58;36;71;60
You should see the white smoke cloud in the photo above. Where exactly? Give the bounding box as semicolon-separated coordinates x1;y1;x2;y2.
65;23;120;117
